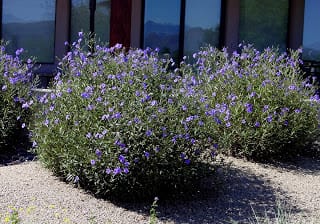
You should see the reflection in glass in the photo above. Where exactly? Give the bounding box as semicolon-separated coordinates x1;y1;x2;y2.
2;0;56;63
184;0;221;57
95;0;111;44
144;0;181;60
71;0;90;43
303;0;320;61
239;0;289;51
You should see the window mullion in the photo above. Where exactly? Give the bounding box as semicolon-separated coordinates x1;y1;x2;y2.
178;0;186;62
89;0;96;34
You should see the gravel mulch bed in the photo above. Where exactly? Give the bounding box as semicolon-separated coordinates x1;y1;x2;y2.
0;154;319;224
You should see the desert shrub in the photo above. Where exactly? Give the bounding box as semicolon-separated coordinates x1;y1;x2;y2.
180;45;320;160
31;34;216;199
0;42;35;153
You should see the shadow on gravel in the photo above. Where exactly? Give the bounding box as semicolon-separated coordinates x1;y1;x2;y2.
268;156;320;175
0;146;36;166
109;164;303;224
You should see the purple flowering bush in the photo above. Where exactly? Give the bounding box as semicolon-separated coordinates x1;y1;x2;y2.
183;45;320;160
0;42;35;152
31;35;216;199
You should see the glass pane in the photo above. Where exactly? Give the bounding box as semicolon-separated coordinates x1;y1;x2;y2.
2;0;56;63
95;0;111;44
239;0;289;51
184;0;221;57
303;0;320;61
144;0;181;60
71;0;90;43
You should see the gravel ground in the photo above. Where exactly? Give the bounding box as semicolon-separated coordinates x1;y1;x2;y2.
0;156;319;224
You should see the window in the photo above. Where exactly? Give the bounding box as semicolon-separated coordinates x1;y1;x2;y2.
71;0;90;42
2;0;56;63
239;0;289;51
71;0;111;44
95;0;111;44
143;0;181;60
143;0;221;61
184;0;221;57
302;0;320;61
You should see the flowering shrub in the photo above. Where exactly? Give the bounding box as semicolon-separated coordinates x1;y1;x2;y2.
181;45;320;160
31;35;216;199
0;42;35;152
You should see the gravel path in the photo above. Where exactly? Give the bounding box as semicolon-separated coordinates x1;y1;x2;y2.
0;156;319;224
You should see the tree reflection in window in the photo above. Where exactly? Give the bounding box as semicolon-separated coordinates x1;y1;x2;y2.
143;0;181;61
2;0;56;63
303;0;320;61
71;0;110;45
184;0;221;58
239;0;289;52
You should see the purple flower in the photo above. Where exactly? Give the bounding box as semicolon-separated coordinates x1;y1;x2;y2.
134;117;140;124
123;168;129;174
101;114;110;121
95;133;103;139
95;149;102;158
168;98;173;104
186;116;194;122
67;87;73;93
181;105;187;111
284;120;289;126
255;122;261;127
184;159;191;165
21;123;26;128
144;151;150;158
32;141;37;148
96;97;102;102
22;102;30;109
294;109;301;114
266;115;273;123
15;48;23;56
44;119;49;127
74;176;79;183
86;132;92;139
90;159;96;166
81;92;90;99
263;105;269;112
288;85;296;91
112;112;122;119
105;168;112;174
214;117;222;125
150;100;157;106
226;122;231;127
145;129;153;137
210;151;216;158
119;155;126;164
113;167;122;175
1;85;7;91
249;92;256;98
50;93;56;100
245;103;253;113
87;104;94;111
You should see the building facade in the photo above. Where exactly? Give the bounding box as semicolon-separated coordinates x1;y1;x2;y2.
0;0;319;85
